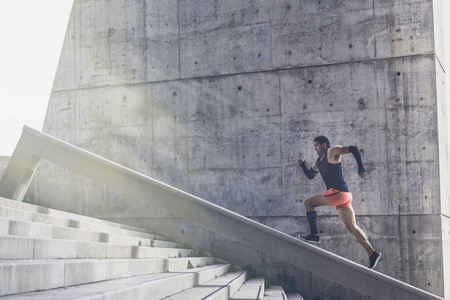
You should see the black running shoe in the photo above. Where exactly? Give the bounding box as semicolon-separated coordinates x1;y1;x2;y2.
298;234;320;244
368;251;381;269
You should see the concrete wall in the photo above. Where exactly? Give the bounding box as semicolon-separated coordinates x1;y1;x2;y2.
32;0;447;297
0;157;10;179
0;157;36;203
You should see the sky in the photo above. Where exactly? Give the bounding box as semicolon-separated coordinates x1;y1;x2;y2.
0;1;449;156
0;0;73;155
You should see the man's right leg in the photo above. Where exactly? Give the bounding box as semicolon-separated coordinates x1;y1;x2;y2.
336;206;382;269
301;192;332;243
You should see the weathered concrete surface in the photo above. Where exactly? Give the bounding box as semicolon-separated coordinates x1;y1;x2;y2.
40;56;441;217
0;126;442;299
51;0;436;89
31;0;448;298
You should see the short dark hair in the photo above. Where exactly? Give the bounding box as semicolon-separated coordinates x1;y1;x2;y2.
314;136;331;147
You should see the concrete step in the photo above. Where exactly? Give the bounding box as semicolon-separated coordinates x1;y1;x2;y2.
163;271;247;299
0;206;184;248
0;198;302;300
230;277;264;299
0;235;196;260
0;197;173;242
265;286;288;300
0;258;218;296
0;264;231;299
0;197;149;234
0;215;180;249
0;204;163;241
165;256;216;272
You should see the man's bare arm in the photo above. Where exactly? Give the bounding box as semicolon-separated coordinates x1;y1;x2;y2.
328;145;367;178
327;145;348;157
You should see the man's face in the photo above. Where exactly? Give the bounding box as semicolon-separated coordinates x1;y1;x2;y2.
314;141;326;156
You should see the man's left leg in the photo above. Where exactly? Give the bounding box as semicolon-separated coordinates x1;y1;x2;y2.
300;192;333;243
336;206;382;269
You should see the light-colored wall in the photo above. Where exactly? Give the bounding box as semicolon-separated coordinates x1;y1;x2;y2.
0;157;9;179
32;0;447;297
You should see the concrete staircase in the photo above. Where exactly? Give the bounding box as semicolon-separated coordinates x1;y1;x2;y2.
0;196;303;299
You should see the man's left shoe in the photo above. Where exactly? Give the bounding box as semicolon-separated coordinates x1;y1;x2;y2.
298;234;320;244
368;251;381;269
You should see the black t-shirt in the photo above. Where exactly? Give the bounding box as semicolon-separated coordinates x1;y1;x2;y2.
316;153;350;193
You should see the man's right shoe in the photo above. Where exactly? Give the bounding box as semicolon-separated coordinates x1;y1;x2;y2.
298;234;320;244
368;251;382;269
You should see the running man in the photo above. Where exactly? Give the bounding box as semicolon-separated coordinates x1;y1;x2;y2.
297;136;381;269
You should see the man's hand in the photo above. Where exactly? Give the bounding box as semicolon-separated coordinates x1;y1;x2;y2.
298;158;318;179
359;171;367;178
298;158;306;166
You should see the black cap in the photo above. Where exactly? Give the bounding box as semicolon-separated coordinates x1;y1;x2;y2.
314;136;331;147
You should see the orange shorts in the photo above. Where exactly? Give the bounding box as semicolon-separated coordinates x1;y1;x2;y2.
322;188;352;210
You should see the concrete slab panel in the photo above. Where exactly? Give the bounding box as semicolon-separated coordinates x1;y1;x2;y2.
385;161;440;215
180;24;272;78
279;62;379;115
196;116;281;170
384;106;438;162
152;81;187;138
44;86;153;175
187;133;206;171
272;8;376;68
270;0;374;22
53;0;147;90
183;72;280;122
374;0;434;59
146;35;180;82
179;0;272;34
145;0;179;38
144;0;183;83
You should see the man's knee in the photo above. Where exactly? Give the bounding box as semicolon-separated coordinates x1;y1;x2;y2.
304;198;310;207
304;198;314;209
